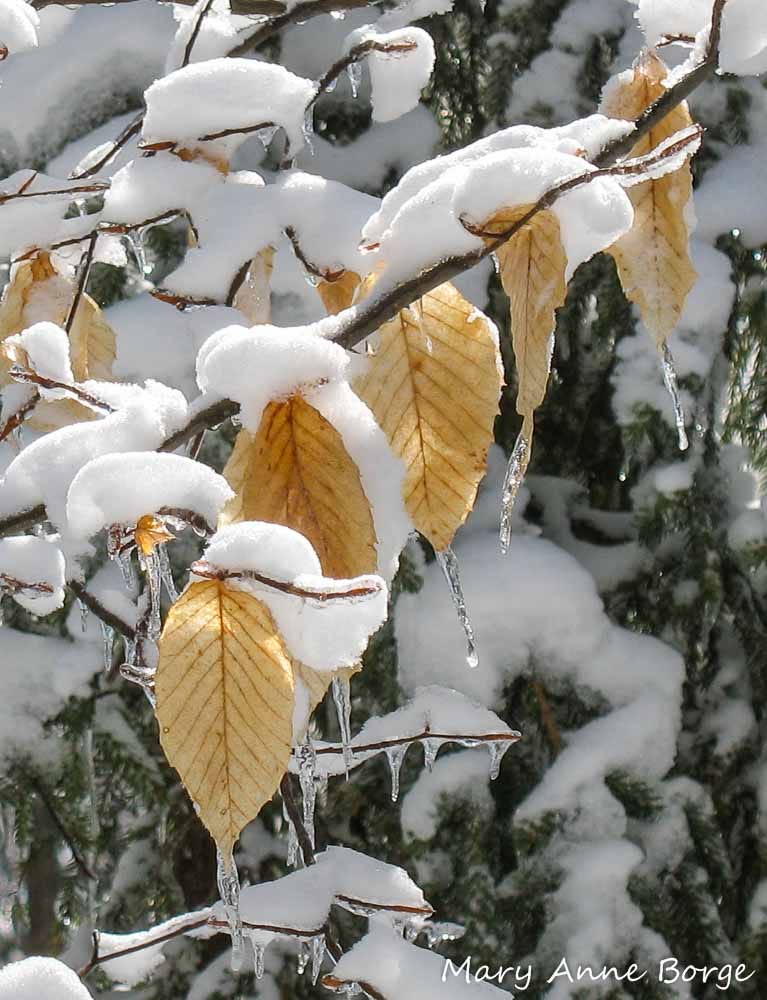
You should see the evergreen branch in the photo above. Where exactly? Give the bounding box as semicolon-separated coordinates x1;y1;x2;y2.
30;778;96;881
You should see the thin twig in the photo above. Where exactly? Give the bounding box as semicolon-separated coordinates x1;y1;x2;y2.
181;0;215;68
70;113;144;181
68;579;137;640
191;560;383;601
64;230;98;335
0;574;54;596
0;182;109;205
280;773;316;865
311;38;417;107
227;0;373;57
0;391;39;443
304;728;521;760
8;367;114;413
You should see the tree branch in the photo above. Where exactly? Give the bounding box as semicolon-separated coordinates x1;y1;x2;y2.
191;560;384;601
68;579;137;640
226;0;375;58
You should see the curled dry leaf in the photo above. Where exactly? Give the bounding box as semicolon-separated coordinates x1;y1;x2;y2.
601;49;697;345
221;395;378;579
231;246;274;324
481;204;567;486
0;253;116;430
355;281;502;553
317;270;361;316
156;579;294;856
135;514;176;555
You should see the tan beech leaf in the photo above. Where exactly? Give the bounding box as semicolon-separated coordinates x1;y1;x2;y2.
294;662;361;718
481;204;567;467
355;281;502;553
232;246;274;324
317;270;361;315
156;580;294;856
221;395;377;579
601;49;697;345
0;253;116;429
135;514;176;555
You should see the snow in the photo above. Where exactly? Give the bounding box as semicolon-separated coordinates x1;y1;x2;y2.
631;0;767;76
0;1;174;171
0;380;188;535
0;627;99;761
0;0;38;56
198;521;388;671
361;124;634;289
142;58;316;158
165;0;256;71
196;323;354;432
344;26;435;123
3;321;75;392
66;451;233;540
0;957;92;1000
103;152;225;226
0;171;100;260
0;535;65;614
328;926;509;997
402;749;495;840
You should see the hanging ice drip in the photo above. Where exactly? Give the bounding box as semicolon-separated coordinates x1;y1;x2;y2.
500;430;531;554
385;744;406;802
332;674;353;776
435;547;478;668
216;849;244;972
296;740;317;849
660;343;690;451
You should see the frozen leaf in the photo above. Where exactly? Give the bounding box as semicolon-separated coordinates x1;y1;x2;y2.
355;282;502;553
317;270;361;315
155;580;295;856
232;246;274;325
221;395;378;580
601;50;697;345
480;204;567;526
135;514;176;556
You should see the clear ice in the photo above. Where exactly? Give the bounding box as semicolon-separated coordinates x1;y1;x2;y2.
100;622;114;673
487;740;511;781
661;344;690;451
297;741;317;849
347;61;362;99
216;849;244;972
436;547;478;669
385;745;406;803
500;431;530;554
332;674;353;775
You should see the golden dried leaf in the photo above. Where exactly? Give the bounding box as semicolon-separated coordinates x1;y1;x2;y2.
481;205;568;463
0;253;116;429
156;580;294;856
355;281;502;552
232;247;274;325
135;514;176;555
221;395;377;579
601;50;697;344
317;271;361;315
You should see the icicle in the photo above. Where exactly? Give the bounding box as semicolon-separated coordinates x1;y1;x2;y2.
297;741;317;849
302;106;314;154
422;738;440;772
499;430;531;554
251;936;266;980
332;674;353;776
127;228;150;277
317;773;329;808
297;939;311;975
303;269;320;288
435;547;478;669
157;545;179;603
330;7;346;17
117;550;137;592
141;550;162;641
385;745;406;802
660;343;689;451
100;622;114;673
422;921;465;948
283;802;299;867
216;850;244;973
487;740;510;781
77;598;89;633
310;933;325;984
347;60;362;98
